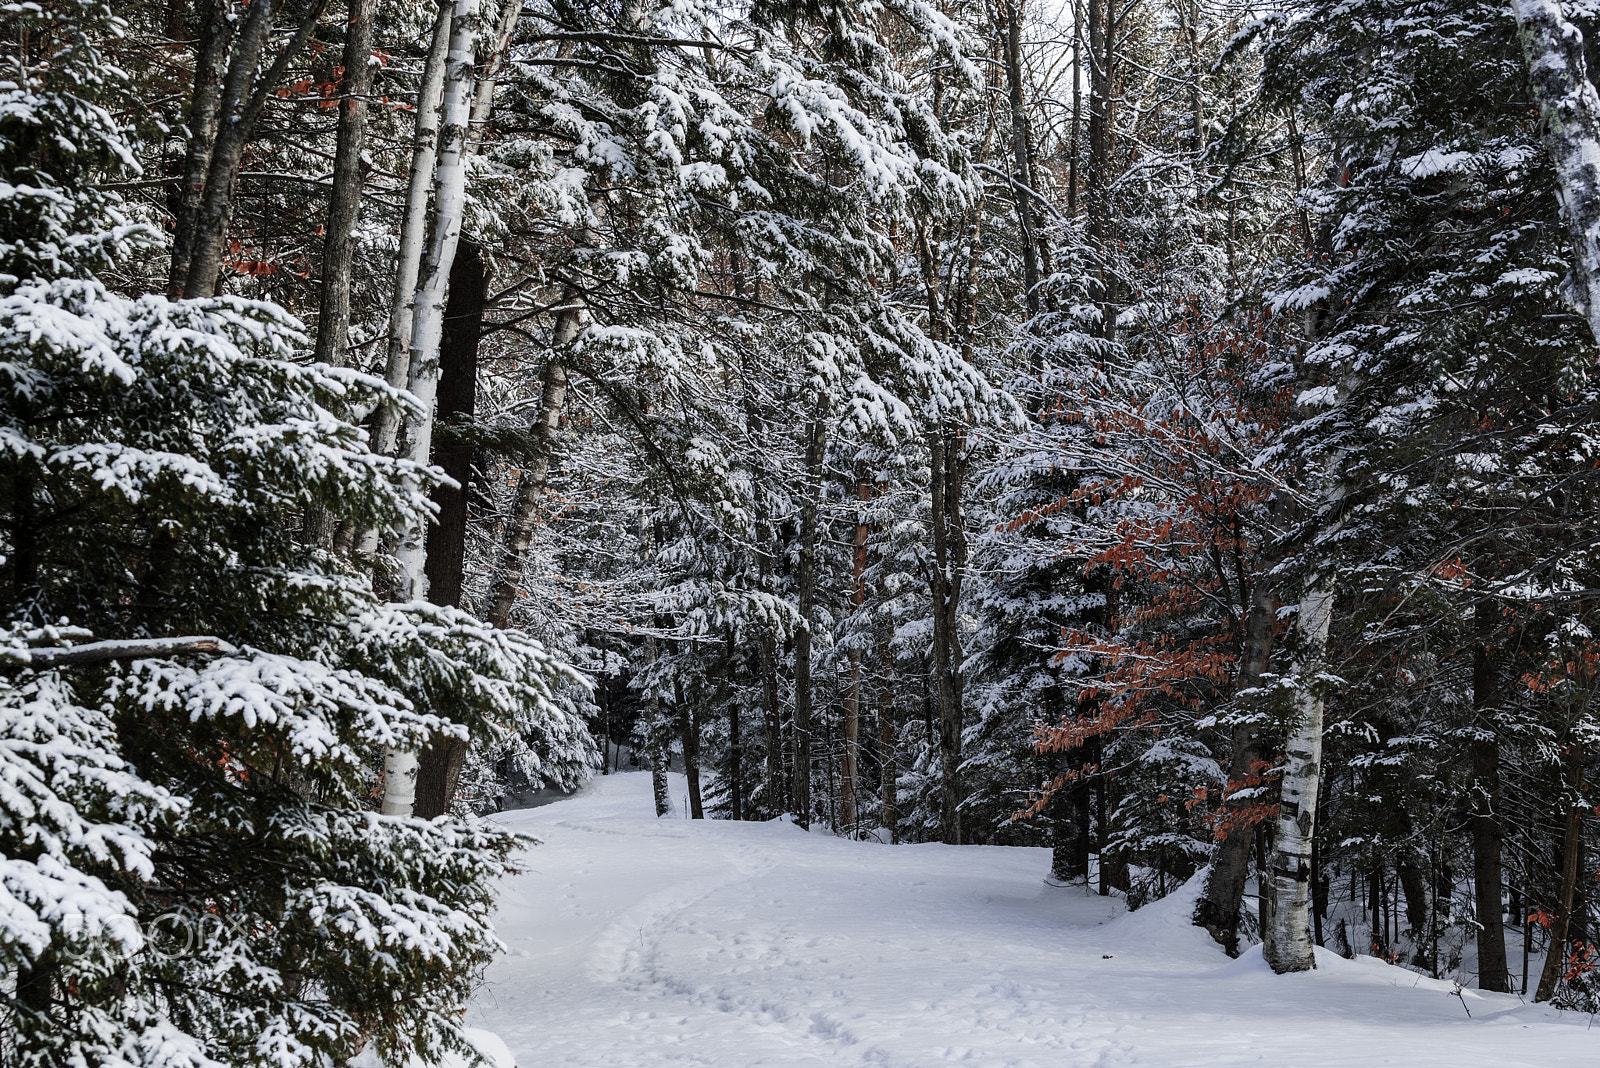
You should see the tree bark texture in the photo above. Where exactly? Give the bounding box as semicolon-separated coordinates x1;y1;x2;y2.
468;0;523;134
677;676;705;819
727;631;743;820
1535;738;1588;1002
1512;0;1600;342
1262;573;1336;973
792;417;825;828
380;0;479;820
183;0;329;298
878;626;897;842
311;0;377;368
928;428;966;845
999;0;1044;317
1194;578;1278;954
411;243;485;821
368;5;452;470
390;0;478;604
842;475;869;836
482;292;581;629
1471;635;1512;991
167;0;235;298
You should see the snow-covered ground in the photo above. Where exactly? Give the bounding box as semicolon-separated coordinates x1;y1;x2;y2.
469;772;1594;1067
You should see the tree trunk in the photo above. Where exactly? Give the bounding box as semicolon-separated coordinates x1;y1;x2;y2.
468;0;522;134
1194;578;1278;954
999;0;1043;317
1262;571;1336;973
379;0;479;819
183;0;329;298
842;474;868;836
762;624;785;815
792;417;825;828
1535;738;1588;1002
411;243;484;821
744;351;787;817
1512;0;1600;342
1471;633;1511;991
311;0;376;367
928;428;965;845
481;293;580;629
1067;0;1082;217
368;5;452;470
646;627;671;817
1399;860;1430;966
1049;781;1091;883
878;626;897;842
677;677;705;819
727;631;743;820
167;0;235;298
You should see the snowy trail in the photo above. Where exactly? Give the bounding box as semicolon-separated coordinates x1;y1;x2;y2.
470;773;1594;1068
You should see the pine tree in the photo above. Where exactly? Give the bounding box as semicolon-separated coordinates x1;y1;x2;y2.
0;4;591;1063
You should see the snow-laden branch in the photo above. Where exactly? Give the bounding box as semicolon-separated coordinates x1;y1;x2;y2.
3;636;238;667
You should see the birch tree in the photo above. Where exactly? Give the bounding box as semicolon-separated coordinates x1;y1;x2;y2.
380;0;480;819
1511;0;1600;341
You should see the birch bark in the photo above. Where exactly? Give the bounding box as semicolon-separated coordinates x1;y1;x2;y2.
368;6;452;474
380;0;479;819
1511;0;1600;341
482;293;581;628
1263;467;1348;973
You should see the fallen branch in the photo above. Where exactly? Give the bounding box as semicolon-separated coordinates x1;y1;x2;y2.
4;636;238;668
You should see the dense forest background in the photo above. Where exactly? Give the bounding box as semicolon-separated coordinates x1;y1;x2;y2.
7;0;1600;1061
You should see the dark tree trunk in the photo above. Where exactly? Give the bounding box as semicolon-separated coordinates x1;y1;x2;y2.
792;417;824;828
412;243;484;821
168;0;235;298
999;0;1043;317
726;632;743;820
1399;860;1430;965
761;629;785;815
928;429;965;845
312;0;376;367
1471;634;1511;991
878;627;897;842
1535;739;1587;1002
1049;780;1091;883
184;0;329;298
1194;579;1278;954
1368;869;1386;956
842;474;869;836
677;677;704;819
422;243;483;609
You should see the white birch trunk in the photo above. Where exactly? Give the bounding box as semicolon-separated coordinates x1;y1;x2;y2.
469;0;522;135
1261;573;1335;973
368;6;452;472
379;0;479;819
1511;0;1600;341
1263;435;1351;973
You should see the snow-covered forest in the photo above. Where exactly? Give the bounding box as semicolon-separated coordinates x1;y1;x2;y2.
4;0;1600;1061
